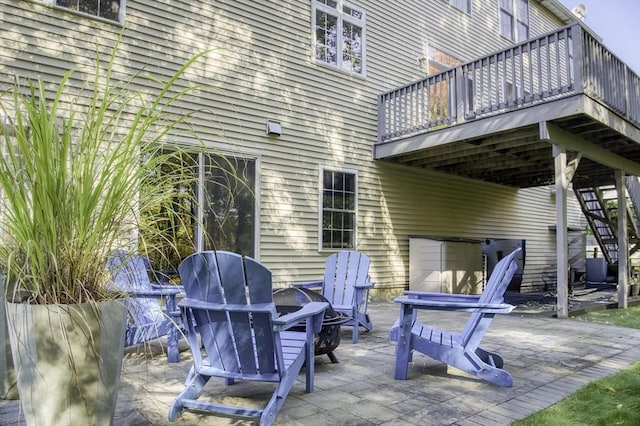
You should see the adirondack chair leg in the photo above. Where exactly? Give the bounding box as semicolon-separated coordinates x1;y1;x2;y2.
262;355;306;425
476;347;504;369
167;328;179;363
166;295;182;363
350;307;374;343
168;369;210;421
261;393;284;426
459;350;513;387
305;320;316;392
360;313;373;331
394;305;414;380
348;312;373;344
327;351;339;363
394;342;412;380
466;348;511;386
475;366;513;387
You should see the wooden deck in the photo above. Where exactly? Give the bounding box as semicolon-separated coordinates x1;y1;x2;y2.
375;23;640;188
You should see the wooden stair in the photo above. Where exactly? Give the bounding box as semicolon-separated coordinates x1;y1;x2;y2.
575;177;640;268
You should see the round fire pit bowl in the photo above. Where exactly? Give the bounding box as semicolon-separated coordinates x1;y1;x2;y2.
272;287;348;363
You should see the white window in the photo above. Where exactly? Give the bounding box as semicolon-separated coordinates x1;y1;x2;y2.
49;0;125;23
312;0;366;76
426;44;461;74
499;0;529;42
449;0;471;14
320;167;357;250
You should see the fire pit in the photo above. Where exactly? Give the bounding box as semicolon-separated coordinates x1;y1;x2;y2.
272;287;347;363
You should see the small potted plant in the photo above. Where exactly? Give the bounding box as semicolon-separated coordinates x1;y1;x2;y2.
0;37;205;425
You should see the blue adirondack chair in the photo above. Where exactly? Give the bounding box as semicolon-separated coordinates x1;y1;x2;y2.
168;251;328;426
106;250;184;363
389;247;521;387
292;250;374;343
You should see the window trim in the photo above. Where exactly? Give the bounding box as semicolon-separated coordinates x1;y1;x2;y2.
447;0;472;14
44;0;126;24
311;0;367;77
194;151;260;259
318;166;358;252
426;43;462;74
499;0;529;43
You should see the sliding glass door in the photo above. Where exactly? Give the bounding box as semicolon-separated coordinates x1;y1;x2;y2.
142;150;256;270
200;153;255;257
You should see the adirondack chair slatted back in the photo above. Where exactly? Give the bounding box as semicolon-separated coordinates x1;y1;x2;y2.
107;250;164;325
106;250;184;362
323;251;371;306
178;251;280;377
460;248;520;347
170;251;327;423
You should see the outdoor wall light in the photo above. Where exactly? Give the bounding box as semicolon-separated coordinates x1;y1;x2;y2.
266;120;282;136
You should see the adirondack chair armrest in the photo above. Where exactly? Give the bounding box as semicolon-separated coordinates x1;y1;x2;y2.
178;298;275;314
273;301;328;333
354;280;375;289
125;288;181;298
290;280;323;290
125;288;182;319
394;297;514;314
402;290;482;303
150;283;185;295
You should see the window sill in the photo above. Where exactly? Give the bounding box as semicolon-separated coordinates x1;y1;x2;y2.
51;5;124;26
312;59;367;80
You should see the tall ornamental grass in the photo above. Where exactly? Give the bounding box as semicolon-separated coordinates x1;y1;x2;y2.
0;40;206;305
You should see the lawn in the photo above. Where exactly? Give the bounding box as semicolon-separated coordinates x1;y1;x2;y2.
571;304;640;329
512;304;640;426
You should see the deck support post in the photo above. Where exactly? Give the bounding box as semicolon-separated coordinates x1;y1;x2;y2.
615;169;629;309
552;143;569;319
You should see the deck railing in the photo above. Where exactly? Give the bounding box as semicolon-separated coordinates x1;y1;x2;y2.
378;23;640;143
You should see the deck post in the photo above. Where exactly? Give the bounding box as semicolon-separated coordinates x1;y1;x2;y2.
615;169;629;308
377;94;385;144
571;23;584;94
552;138;569;319
455;66;465;124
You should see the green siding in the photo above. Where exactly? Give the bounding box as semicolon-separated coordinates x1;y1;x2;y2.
0;0;582;296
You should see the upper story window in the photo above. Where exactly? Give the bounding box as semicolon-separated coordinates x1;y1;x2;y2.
50;0;124;23
426;45;461;74
499;0;529;42
320;167;357;250
312;0;366;76
448;0;471;14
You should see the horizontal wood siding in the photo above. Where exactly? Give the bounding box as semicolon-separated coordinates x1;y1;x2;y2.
0;0;581;297
367;162;585;294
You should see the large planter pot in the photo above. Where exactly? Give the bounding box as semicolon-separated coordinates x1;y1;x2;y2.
0;275;18;400
0;301;18;399
5;299;126;425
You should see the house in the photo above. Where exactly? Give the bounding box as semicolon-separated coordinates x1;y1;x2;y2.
2;1;639;316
